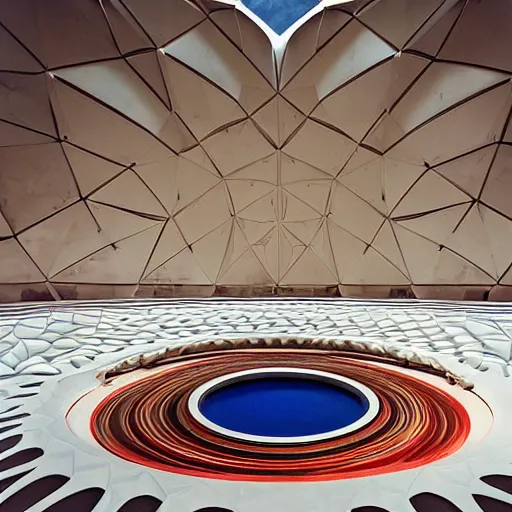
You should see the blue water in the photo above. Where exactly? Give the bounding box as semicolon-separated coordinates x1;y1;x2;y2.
200;377;368;438
242;0;319;35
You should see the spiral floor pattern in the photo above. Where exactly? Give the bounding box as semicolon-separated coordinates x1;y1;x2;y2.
90;349;470;481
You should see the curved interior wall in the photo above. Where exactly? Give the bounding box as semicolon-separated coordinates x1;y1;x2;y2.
0;0;511;302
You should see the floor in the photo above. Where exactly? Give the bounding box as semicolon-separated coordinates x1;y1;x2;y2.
1;298;512;511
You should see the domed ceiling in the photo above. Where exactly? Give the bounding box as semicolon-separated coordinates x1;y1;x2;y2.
0;0;511;301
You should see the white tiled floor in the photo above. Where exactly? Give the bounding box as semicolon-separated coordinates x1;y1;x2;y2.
1;298;512;511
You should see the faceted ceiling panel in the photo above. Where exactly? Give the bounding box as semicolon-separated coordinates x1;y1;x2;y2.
0;0;512;299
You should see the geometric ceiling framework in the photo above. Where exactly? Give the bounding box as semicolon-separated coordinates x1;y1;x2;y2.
1;0;512;302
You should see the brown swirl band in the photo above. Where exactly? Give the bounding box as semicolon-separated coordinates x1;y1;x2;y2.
91;349;470;482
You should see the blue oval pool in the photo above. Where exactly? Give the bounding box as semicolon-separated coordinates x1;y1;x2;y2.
199;377;369;438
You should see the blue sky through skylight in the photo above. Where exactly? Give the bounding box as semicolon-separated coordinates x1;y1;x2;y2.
242;0;320;34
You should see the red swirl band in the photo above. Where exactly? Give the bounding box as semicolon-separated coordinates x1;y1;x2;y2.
91;349;470;482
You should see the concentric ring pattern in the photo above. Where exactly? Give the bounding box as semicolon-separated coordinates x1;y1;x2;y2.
90;349;470;481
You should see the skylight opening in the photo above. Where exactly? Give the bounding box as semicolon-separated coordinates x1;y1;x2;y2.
241;0;321;35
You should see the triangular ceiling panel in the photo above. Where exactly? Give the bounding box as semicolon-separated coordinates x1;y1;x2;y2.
182;145;219;175
101;0;153;55
63;144;125;196
237;216;275;246
18;203;105;278
280;13;324;87
481;145;512;218
282;120;356;176
238;191;278;222
381;157;426;211
317;9;352;49
278;227;306;281
280;190;324;223
243;224;279;281
53;224;161;284
387;83;512;166
0;0;118;68
143;220;187;277
281;20;395;113
0;74;56;138
405;0;464;56
339;146;379;175
202;120;274;176
0;119;54;147
136;155;220;215
212;9;276;87
434;145;496;198
311;54;428;142
218;246;274;285
190;220;234;283
161;56;246;140
388;63;510;136
329;182;385;243
500;266;512;286
445;203;503;280
49;78;174;166
210;10;244;50
133;156;176;214
226;177;275;213
342;246;410;285
228;154;278;184
214;220;250;279
327;220;366;282
283;180;331;215
339;153;428;217
0;25;43;72
0;238;44;283
0;143;79;232
439;0;512;73
372;220;410;277
252;96;305;147
89;170;168;219
87;201;162;246
309;220;338;278
165;21;274;113
21;200;161;280
358;0;444;49
393;222;495;285
362;112;407;154
54;61;194;153
280;246;337;286
505;117;512;143
342;0;376;13
282;219;322;247
127;52;171;109
120;0;205;47
392;171;472;218
478;205;512;281
338;157;387;215
395;203;469;248
0;212;12;238
175;183;232;244
237;12;277;87
280;152;332;184
143;247;211;285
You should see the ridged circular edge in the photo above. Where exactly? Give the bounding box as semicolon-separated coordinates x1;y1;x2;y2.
187;367;380;444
